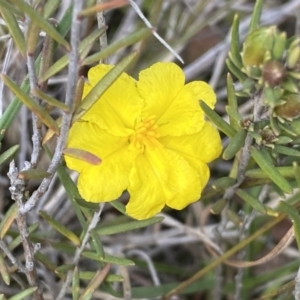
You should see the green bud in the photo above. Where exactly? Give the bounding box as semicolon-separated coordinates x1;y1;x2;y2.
275;94;300;119
260;127;277;144
287;38;300;69
272;31;287;60
242;26;279;67
262;60;286;86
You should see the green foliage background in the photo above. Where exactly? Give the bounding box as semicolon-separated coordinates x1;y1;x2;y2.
0;0;300;299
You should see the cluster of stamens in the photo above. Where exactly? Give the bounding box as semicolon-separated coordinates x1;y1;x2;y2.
130;115;163;151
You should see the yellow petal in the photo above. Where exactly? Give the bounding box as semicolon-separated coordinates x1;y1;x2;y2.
185;81;216;109
77;144;132;202
137;62;211;136
126;147;203;219
81;64;143;136
65;121;129;173
137;62;185;118
126;150;167;220
159;122;222;165
156;83;206;136
164;149;203;210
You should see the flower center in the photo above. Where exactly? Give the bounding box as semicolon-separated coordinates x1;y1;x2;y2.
130;115;163;151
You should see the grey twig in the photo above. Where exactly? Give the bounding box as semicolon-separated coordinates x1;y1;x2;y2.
0;240;27;273
233;185;269;300
20;0;83;214
8;161;44;300
0;38;13;118
56;203;105;300
27;54;41;168
127;0;184;63
213;91;264;300
97;0;108;64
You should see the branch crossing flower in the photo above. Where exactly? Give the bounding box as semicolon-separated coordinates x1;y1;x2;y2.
65;62;222;220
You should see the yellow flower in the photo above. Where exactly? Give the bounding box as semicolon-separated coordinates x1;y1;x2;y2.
65;62;222;220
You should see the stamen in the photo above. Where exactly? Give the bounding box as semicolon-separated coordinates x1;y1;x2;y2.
129;115;162;151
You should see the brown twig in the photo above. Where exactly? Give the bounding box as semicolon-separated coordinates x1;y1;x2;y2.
8;161;44;300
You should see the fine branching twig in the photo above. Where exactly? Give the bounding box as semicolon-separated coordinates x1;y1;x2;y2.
20;0;83;214
8;161;44;300
56;203;105;300
97;0;109;64
0;240;27;273
127;0;184;63
26;54;41;168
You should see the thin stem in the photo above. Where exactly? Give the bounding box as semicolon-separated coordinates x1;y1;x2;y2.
20;0;83;214
127;0;184;63
8;161;44;300
56;204;105;300
0;240;27;273
97;0;108;64
27;54;41;168
0;38;13;118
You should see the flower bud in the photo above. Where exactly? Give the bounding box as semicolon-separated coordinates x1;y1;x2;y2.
260;128;277;144
275;94;300;119
287;38;300;69
262;61;286;86
242;26;279;67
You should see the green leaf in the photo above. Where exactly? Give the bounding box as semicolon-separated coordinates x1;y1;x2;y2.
97;216;164;235
109;200;126;214
55;162;87;229
72;267;80;300
0;7;26;56
212;177;236;190
8;222;39;252
0;252;10;285
1;74;59;135
55;264;74;274
0;5;72;143
0;0;23;16
0;144;19;166
250;146;293;194
200;101;236;138
230;14;243;69
235;189;267;214
43;0;61;19
82;251;134;266
39;210;81;246
82;27;151;66
10;0;70;50
210;199;226;215
75;52;138;119
26;11;41;56
32;89;70;112
80;264;111;300
80;272;123;282
226;58;247;82
39;27;107;83
63;148;101;165
245;166;294;179
278;201;300;250
273;145;300;157
0;203;17;239
293;162;300;189
90;229;105;259
226;74;240;131
35;251;61;277
7;287;37;300
18;169;50;180
222;129;246;160
249;0;263;33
